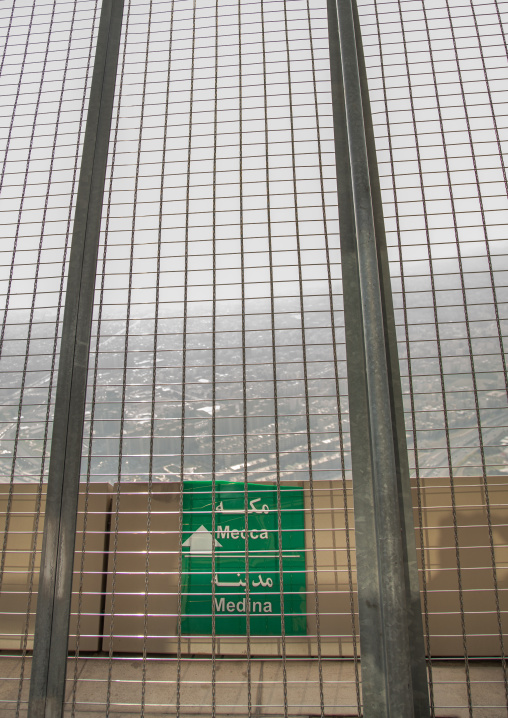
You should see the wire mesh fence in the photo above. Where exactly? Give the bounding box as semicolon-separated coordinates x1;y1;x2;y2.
0;0;507;715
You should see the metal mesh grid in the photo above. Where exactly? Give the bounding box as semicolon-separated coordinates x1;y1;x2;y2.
71;0;358;714
359;0;508;714
0;0;507;715
0;0;100;713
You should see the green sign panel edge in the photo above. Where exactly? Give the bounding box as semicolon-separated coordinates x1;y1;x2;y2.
181;480;307;636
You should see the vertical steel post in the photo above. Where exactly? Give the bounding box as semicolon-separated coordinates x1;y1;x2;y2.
326;0;430;715
352;4;431;714
28;0;124;715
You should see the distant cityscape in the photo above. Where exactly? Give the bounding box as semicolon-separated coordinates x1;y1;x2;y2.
0;291;507;483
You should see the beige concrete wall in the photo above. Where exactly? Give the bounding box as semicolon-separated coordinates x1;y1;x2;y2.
416;475;508;657
304;481;358;657
101;479;508;658
2;477;506;657
305;476;508;657
3;655;506;717
0;483;111;652
103;482;349;656
102;483;181;655
103;482;338;656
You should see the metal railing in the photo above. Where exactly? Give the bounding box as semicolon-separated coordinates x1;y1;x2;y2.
0;0;507;715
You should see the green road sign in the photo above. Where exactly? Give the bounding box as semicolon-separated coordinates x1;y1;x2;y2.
181;481;306;636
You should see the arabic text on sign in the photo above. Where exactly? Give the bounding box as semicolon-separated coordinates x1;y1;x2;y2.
215;498;269;515
212;573;274;589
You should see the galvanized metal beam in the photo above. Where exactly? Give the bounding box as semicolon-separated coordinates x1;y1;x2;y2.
28;0;124;715
352;5;431;715
326;0;430;715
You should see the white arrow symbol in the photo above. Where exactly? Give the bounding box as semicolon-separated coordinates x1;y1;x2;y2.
182;525;223;554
